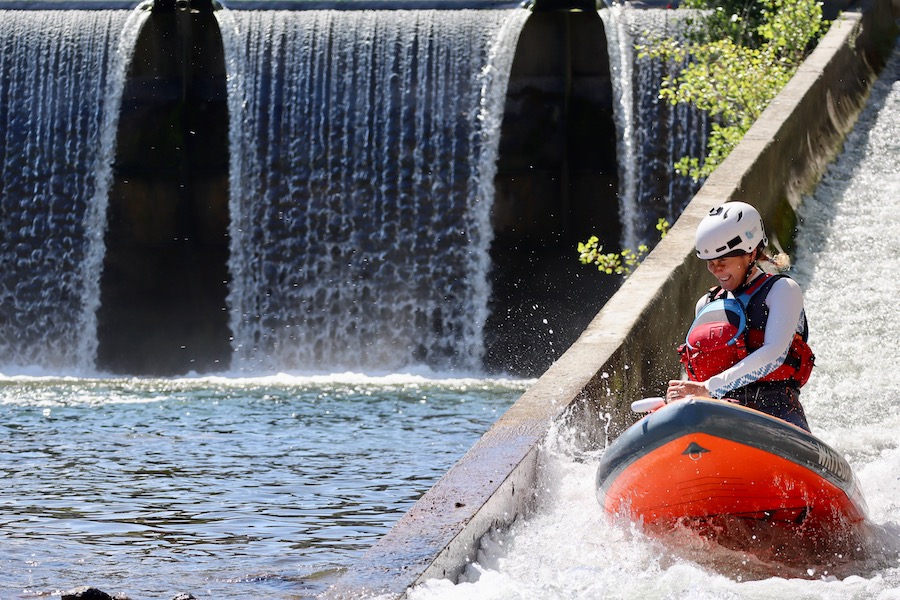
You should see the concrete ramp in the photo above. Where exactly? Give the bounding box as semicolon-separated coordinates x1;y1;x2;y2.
323;1;899;598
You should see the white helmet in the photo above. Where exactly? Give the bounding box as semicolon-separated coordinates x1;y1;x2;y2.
695;202;767;259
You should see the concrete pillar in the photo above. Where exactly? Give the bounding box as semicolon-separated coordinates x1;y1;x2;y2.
486;8;622;376
96;1;232;375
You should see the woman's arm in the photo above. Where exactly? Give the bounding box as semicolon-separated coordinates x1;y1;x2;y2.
705;277;805;397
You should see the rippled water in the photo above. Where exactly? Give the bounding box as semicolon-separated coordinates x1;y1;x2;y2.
409;37;900;600
0;373;529;598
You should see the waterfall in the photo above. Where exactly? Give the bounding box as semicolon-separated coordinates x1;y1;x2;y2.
0;8;147;371
600;5;638;252
217;8;529;373
600;6;707;250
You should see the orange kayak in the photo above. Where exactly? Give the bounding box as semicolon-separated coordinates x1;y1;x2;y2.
596;398;869;556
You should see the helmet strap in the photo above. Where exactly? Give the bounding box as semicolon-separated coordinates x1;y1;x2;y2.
738;251;759;290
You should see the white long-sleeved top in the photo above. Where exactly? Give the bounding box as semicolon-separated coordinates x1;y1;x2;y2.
699;272;806;398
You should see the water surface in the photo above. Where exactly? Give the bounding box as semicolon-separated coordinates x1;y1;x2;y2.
1;373;529;598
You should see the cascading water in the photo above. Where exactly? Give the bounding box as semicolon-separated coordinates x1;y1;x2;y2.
600;6;707;250
0;7;147;372
599;6;638;250
216;8;529;374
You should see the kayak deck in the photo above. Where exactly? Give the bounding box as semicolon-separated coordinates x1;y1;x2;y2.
596;399;868;555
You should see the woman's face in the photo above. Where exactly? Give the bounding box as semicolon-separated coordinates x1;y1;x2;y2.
706;254;754;291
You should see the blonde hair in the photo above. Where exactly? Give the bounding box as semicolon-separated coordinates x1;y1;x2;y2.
758;248;792;272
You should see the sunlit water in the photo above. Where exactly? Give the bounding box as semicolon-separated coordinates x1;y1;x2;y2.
409;39;900;600
0;372;530;598
0;10;533;597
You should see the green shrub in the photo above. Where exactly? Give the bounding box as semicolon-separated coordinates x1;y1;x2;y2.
578;218;670;275
641;0;826;180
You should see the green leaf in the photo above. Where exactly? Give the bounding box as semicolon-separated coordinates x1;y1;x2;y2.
636;0;826;181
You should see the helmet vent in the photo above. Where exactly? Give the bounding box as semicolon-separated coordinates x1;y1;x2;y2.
717;207;744;222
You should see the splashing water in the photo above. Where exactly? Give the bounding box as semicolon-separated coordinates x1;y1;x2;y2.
408;38;900;600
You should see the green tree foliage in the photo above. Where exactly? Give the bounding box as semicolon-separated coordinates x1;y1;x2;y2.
641;0;826;181
578;2;825;273
679;0;771;47
578;218;670;275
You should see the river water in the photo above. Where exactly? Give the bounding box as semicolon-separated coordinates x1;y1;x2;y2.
3;9;897;600
0;7;536;599
409;39;900;600
0;372;529;598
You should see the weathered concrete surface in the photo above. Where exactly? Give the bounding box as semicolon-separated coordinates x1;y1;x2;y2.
322;2;899;598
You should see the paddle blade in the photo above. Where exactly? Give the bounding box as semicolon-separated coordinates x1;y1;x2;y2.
631;397;666;413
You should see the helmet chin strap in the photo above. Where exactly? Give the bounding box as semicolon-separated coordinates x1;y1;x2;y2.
738;251;760;291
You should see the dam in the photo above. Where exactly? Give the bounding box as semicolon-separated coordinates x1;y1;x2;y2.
323;0;900;598
0;1;698;596
0;0;703;379
1;0;897;598
402;28;900;600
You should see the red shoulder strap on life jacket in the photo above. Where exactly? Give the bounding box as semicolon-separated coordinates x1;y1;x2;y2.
738;272;774;298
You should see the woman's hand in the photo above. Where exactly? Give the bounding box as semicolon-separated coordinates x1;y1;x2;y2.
666;379;709;402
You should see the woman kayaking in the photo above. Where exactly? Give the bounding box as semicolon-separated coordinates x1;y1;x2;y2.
665;202;815;431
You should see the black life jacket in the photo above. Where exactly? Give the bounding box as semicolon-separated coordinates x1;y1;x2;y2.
678;273;815;387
